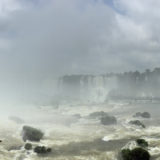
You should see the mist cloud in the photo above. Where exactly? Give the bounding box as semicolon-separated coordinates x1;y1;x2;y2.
0;0;160;104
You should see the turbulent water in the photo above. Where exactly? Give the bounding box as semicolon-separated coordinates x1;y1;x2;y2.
1;101;160;160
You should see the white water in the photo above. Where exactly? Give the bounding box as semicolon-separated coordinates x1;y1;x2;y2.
0;101;160;159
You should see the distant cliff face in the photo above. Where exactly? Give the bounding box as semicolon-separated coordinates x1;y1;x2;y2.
58;75;118;102
58;68;160;102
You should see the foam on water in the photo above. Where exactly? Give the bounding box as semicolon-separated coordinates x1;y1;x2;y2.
0;101;160;159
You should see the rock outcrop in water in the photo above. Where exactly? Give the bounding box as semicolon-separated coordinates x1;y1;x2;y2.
88;111;108;119
129;120;145;128
136;139;148;148
121;147;150;160
24;143;32;150
22;126;44;142
34;146;52;154
88;111;117;125
100;115;117;125
133;112;151;118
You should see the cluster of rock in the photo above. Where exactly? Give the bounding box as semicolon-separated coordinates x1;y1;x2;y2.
34;146;52;154
22;126;52;155
120;112;151;159
24;143;52;154
121;139;150;160
128;111;151;129
133;112;151;118
88;111;117;125
101;116;117;125
22;126;44;142
129;120;145;128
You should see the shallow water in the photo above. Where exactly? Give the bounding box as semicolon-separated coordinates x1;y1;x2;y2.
0;101;160;159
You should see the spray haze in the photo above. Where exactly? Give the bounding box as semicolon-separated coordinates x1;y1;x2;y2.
0;0;159;106
0;1;160;160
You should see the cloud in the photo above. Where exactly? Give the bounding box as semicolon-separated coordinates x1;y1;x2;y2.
0;0;160;104
1;0;160;76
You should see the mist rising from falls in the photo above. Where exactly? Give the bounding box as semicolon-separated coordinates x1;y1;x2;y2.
58;75;118;103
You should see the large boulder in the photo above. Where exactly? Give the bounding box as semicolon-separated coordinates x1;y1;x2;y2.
121;148;150;160
34;146;52;154
129;120;145;128
136;139;148;148
100;115;117;125
88;111;108;119
141;112;151;118
22;126;44;142
133;112;151;118
88;111;117;125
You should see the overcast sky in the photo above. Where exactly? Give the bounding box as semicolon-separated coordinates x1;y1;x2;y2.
0;0;160;79
0;0;160;105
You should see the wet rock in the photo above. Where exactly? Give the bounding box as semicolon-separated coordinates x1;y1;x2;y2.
141;112;151;118
133;112;151;118
136;139;148;148
100;115;117;125
34;146;52;154
88;111;108;119
129;120;145;128
24;143;32;150
133;112;142;117
22;126;44;142
121;147;150;160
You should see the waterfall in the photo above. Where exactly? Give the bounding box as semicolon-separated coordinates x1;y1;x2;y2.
58;75;118;103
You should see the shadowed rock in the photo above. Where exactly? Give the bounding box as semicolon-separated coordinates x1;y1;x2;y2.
22;126;44;142
100;115;117;125
136;139;148;148
129;120;145;128
133;112;151;118
24;143;32;150
88;111;108;119
34;146;52;154
121;147;150;160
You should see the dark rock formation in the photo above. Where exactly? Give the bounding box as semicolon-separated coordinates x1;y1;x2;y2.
136;139;148;148
129;120;145;128
24;143;32;150
141;112;151;118
88;111;108;119
22;126;44;142
121;147;150;160
100;115;117;125
133;112;151;118
34;146;52;154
